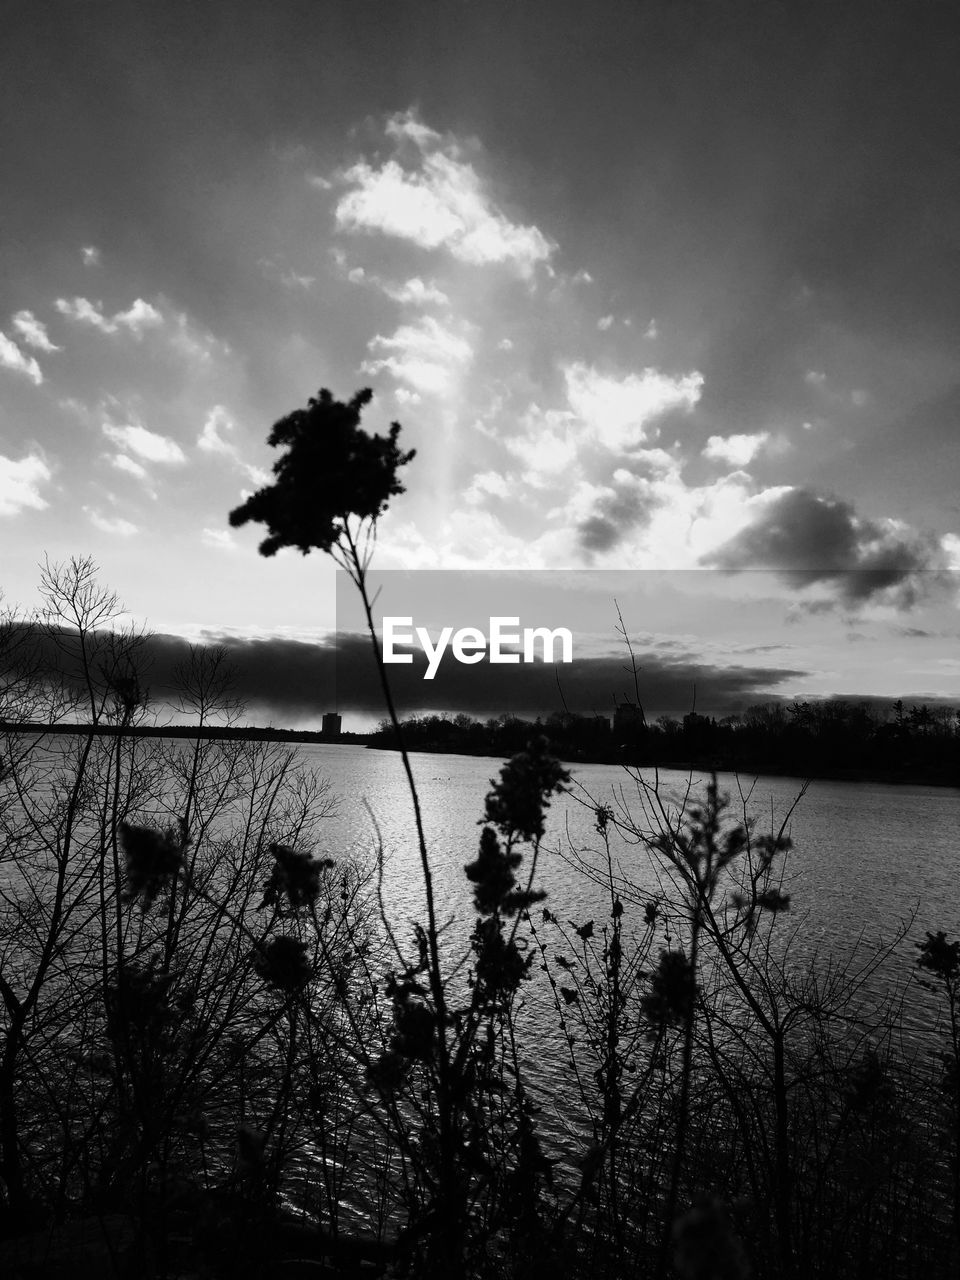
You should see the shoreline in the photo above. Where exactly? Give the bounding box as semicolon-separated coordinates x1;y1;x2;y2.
0;720;368;746
5;722;957;790
366;739;960;790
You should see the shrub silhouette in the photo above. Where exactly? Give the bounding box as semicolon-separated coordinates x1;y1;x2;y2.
228;386;414;558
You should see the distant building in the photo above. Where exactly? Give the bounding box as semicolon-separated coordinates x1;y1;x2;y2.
613;701;645;733
321;712;342;740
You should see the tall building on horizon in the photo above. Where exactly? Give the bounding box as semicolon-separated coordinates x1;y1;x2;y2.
613;701;645;733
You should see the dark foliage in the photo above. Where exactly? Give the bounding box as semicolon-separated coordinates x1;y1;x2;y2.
252;934;312;994
369;701;960;786
260;842;334;912
119;820;185;908
672;1198;750;1280
483;735;570;844
465;824;519;916
228;387;415;557
641;948;697;1030
917;930;960;982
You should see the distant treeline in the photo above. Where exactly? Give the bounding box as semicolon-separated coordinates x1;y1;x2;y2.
0;721;367;746
369;699;960;784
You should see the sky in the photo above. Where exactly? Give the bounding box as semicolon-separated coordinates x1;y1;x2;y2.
2;0;959;727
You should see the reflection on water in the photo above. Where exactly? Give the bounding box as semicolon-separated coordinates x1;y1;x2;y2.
304;744;960;1138
306;742;959;950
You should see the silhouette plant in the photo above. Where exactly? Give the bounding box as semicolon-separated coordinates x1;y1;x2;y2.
228;387;571;1274
228;387;414;561
227;390;441;1046
917;930;960;1245
0;563;363;1274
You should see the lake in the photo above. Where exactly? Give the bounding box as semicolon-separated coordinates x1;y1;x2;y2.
302;744;958;930
300;743;960;1047
4;732;958;1235
7;733;956;1048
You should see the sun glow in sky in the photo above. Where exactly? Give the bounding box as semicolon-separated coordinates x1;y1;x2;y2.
2;1;959;724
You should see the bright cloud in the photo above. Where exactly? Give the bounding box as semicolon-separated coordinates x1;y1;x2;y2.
110;453;149;481
0;452;51;516
383;277;450;306
463;470;513;505
86;508;138;537
461;372;788;568
113;298;163;334
195;405;269;487
102;423;186;464
703;432;770;467
197;405;236;454
12;311;59;353
81;246;101;266
572;467;783;568
55;297;112;331
502;407;580;484
335;114;554;278
202;527;237;551
385;110;442;149
564;362;703;450
55;296;163;337
425;435;791;571
393;387;422;406
385;507;549;570
243;462;271;487
363;315;473;394
0;333;42;385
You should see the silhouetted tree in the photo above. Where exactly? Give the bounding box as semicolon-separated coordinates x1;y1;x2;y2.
229;387;414;561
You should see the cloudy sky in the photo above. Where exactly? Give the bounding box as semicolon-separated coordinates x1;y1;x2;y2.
2;1;959;726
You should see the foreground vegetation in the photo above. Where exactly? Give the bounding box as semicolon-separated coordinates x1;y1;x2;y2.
2;389;959;1278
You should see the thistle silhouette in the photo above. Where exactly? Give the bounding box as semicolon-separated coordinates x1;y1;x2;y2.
228;387;415;559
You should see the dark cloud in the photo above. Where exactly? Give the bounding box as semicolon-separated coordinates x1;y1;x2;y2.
705;488;948;607
8;622;958;731
0;625;339;723
0;622;807;726
322;634;807;723
578;517;620;554
576;480;659;556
